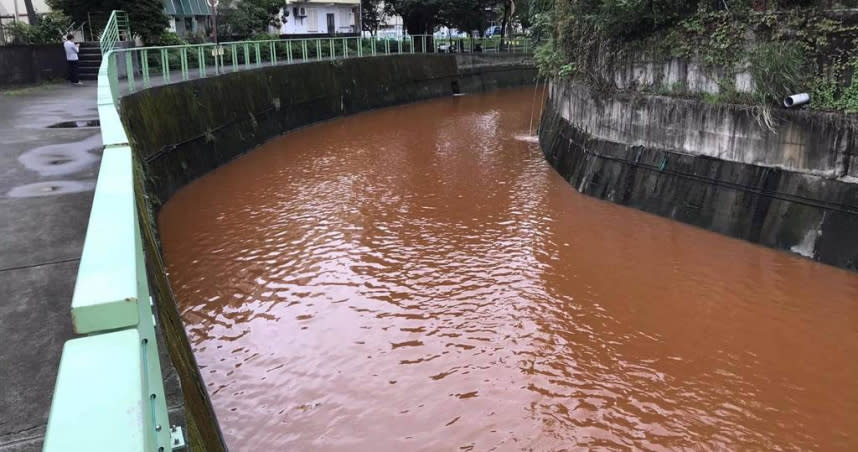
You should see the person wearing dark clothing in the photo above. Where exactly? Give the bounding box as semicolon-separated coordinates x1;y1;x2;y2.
64;34;81;85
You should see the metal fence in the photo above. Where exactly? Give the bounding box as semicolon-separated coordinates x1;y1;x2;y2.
102;34;531;100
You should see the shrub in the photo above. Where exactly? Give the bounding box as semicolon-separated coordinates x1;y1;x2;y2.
7;11;71;44
749;42;807;106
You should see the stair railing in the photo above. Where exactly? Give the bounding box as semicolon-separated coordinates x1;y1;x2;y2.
99;10;130;55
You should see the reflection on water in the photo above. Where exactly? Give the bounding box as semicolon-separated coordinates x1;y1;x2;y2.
160;88;858;451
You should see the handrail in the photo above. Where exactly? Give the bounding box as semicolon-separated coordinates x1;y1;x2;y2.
99;10;130;55
102;34;532;102
45;11;179;451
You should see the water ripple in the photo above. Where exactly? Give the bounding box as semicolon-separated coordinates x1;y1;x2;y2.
161;88;858;451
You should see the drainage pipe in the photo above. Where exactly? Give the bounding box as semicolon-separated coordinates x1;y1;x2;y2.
784;93;810;108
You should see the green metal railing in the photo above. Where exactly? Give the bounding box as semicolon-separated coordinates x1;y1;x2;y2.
103;34;531;99
45;11;182;451
99;10;130;55
46;18;532;450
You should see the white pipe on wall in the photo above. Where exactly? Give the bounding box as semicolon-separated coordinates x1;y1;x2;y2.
784;93;810;108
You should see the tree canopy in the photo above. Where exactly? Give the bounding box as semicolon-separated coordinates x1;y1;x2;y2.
216;0;282;39
46;0;167;43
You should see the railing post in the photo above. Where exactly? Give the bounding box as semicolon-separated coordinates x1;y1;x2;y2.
343;37;348;58
243;44;250;69
231;45;238;72
180;47;188;80
160;48;170;83
198;46;205;78
287;41;293;63
316;39;322;60
270;41;277;65
125;51;135;92
302;40;308;61
141;49;150;88
254;43;261;66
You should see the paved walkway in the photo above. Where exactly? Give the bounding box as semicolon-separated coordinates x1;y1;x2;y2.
0;82;101;451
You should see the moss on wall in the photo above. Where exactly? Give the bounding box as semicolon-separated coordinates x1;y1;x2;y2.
121;54;535;205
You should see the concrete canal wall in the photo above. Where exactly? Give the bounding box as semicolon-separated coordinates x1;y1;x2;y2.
121;53;536;205
539;79;858;271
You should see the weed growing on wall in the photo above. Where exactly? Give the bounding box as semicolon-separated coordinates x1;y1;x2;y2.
535;1;858;113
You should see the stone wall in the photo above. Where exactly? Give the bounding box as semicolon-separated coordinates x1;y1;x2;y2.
540;79;858;271
0;44;66;87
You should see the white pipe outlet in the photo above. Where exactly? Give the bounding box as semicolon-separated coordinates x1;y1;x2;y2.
784;93;810;108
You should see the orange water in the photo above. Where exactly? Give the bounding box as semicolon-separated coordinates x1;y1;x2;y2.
160;88;858;451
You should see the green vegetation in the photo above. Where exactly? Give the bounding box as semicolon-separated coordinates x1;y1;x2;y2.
4;11;71;44
216;0;282;39
47;0;167;44
533;0;858;112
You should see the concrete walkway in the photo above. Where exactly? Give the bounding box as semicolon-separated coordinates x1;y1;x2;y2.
0;82;101;451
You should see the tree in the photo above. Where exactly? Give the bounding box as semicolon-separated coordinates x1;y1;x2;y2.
385;0;444;35
23;0;39;25
437;0;494;35
217;0;281;39
47;0;168;43
362;0;383;35
121;0;169;44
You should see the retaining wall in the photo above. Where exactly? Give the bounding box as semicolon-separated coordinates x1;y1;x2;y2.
0;44;66;87
540;79;858;271
121;54;536;205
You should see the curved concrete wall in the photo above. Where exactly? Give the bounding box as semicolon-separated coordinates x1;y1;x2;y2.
551;82;857;178
540;80;858;271
121;54;536;205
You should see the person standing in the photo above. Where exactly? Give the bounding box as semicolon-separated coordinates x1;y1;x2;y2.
64;34;82;86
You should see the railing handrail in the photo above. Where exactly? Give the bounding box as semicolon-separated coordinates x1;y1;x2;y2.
102;34;533;104
99;10;130;55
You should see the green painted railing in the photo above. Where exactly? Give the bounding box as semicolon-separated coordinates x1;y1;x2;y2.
99;10;130;55
46;22;531;451
44;15;182;451
103;34;531;99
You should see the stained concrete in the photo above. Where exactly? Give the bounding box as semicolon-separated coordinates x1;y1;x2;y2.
539;80;858;271
550;81;857;178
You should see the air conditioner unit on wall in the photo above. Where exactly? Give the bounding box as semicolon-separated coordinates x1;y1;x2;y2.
298;7;307;17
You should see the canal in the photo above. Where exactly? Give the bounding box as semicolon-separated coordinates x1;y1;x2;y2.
160;87;858;450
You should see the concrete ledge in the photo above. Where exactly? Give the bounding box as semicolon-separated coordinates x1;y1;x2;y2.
539;84;858;271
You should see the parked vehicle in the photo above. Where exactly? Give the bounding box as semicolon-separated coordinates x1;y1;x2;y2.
484;25;502;37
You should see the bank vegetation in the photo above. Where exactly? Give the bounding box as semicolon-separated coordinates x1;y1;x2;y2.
532;0;858;113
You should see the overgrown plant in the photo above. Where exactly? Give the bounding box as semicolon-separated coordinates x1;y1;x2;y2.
6;11;71;44
749;42;807;106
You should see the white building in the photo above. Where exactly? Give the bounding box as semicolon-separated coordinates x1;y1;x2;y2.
279;0;360;36
0;0;51;24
